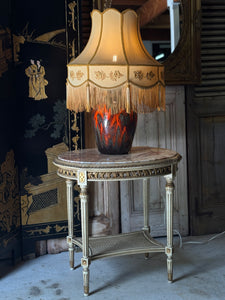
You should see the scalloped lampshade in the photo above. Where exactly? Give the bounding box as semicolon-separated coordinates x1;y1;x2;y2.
66;8;165;115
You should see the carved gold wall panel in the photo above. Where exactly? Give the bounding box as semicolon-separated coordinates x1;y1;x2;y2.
0;150;20;248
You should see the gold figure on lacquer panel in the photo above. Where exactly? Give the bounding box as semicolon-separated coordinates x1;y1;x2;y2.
25;59;48;100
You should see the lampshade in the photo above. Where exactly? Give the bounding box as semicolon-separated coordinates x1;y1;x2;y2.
67;8;165;114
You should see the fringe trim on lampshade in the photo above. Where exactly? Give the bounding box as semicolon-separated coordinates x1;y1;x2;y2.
67;81;165;114
130;84;165;113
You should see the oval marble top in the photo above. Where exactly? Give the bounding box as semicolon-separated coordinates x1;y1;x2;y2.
56;147;181;169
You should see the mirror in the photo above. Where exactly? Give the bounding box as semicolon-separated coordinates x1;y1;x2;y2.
102;0;201;85
141;2;182;62
163;0;201;84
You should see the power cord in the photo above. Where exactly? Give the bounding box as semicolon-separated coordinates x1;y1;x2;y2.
173;230;225;249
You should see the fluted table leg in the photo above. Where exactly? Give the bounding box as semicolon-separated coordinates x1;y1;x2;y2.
80;184;89;296
165;174;174;283
66;179;74;270
142;178;150;258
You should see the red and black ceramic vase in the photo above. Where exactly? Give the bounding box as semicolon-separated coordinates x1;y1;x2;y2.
92;107;137;155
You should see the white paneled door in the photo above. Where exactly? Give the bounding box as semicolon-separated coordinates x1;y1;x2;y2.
120;86;188;236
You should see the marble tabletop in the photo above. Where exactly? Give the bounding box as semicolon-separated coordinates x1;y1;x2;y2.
55;147;181;169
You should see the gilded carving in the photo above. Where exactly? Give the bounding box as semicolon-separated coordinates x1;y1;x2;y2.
55;224;68;233
68;1;77;31
71;112;80;150
58;168;77;178
27;225;51;236
78;171;87;185
21;194;32;225
87;166;171;181
66;1;81;152
71;113;80;133
72;135;80;150
57;166;171;181
67;1;78;59
0;150;20;248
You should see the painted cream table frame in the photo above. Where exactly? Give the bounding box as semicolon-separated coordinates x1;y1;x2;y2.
54;147;181;296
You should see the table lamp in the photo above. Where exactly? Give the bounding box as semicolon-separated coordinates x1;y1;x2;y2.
67;8;165;154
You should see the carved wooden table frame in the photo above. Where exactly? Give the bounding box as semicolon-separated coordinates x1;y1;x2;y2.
54;147;181;296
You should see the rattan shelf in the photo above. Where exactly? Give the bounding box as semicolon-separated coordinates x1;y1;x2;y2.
73;231;165;260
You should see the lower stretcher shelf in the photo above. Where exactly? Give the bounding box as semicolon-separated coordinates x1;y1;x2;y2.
73;231;165;260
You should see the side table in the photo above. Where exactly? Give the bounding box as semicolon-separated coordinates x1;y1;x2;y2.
54;147;182;296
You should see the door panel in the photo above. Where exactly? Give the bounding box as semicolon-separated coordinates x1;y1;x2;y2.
187;104;225;234
121;86;188;236
187;0;225;235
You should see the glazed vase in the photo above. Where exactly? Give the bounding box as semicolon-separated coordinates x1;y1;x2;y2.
92;108;137;155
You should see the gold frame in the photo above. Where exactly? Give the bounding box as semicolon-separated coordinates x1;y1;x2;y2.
164;0;201;85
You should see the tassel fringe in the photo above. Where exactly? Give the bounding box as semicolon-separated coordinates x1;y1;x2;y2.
126;84;131;113
67;81;166;114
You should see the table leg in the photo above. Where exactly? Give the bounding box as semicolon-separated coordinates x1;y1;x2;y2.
142;179;150;232
142;179;150;258
66;179;74;270
80;184;90;296
165;174;174;283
